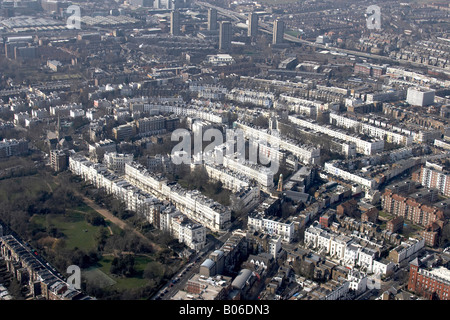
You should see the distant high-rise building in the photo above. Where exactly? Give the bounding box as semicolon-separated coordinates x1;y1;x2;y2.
219;21;232;51
50;149;69;172
41;0;61;12
273;19;284;45
4;36;33;59
248;12;258;37
14;45;36;60
208;8;217;31
170;10;181;36
130;0;153;7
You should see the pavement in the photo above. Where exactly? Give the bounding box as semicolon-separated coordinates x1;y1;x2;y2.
153;228;233;300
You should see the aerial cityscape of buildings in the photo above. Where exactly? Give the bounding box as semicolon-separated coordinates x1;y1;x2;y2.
0;0;449;305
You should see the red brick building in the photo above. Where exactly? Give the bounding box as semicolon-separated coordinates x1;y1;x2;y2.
354;63;371;76
360;203;378;223
371;66;385;78
408;258;450;300
421;220;445;247
336;199;358;218
381;189;445;227
386;216;404;233
319;211;335;228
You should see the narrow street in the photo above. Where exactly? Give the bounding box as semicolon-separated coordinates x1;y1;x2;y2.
153;229;233;300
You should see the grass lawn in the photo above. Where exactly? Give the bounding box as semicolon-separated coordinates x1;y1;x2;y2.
378;210;393;220
51;73;82;80
0;167;177;296
402;223;423;238
0;174;52;202
286;30;303;38
95;255;153;290
82;267;117;289
107;222;123;235
67;201;121;236
31;200;160;292
0;156;35;171
31;211;101;251
72;203;99;215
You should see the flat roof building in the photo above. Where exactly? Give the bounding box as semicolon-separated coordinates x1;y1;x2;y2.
273;19;284;45
406;87;435;107
170;10;181;36
248;12;258;38
207;8;217;31
219;21;232;51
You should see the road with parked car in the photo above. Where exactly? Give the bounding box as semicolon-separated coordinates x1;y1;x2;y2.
151;230;232;300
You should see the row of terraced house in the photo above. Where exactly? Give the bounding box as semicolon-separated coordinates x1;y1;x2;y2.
0;235;92;300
